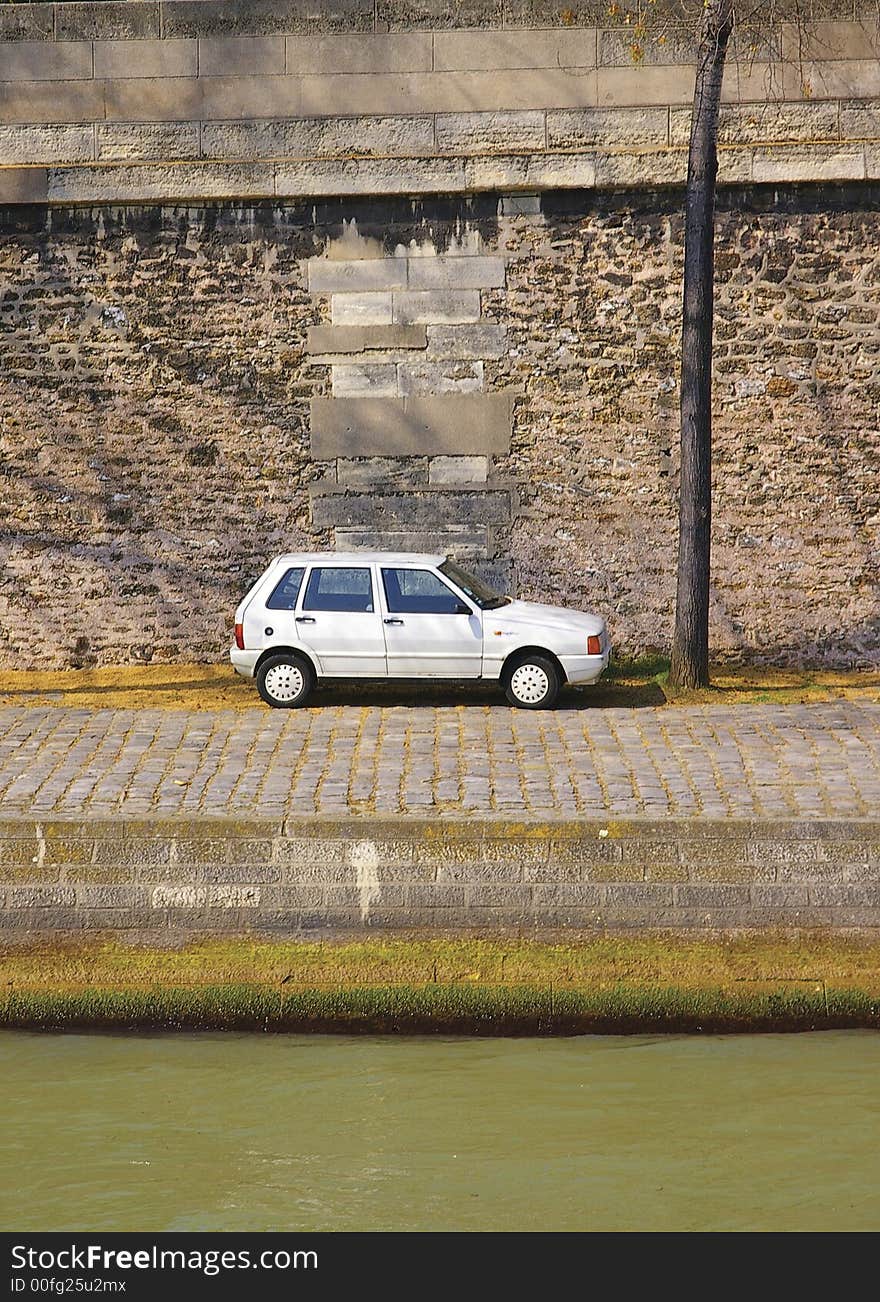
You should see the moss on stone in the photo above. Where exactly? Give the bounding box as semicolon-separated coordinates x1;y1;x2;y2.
3;933;880;1036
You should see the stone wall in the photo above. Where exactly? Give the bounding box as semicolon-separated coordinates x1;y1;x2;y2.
1;3;879;671
2;815;880;936
1;190;878;670
2;9;880;203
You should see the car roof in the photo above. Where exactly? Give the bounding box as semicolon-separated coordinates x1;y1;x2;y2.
269;552;447;566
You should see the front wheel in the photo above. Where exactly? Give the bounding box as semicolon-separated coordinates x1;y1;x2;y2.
256;653;315;708
503;654;561;710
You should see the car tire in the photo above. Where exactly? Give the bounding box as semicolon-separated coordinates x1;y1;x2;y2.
503;654;561;710
256;653;315;709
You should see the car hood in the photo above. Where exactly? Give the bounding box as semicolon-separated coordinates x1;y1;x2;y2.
483;599;605;637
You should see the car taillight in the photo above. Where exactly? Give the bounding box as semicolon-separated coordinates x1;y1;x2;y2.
234;622;245;650
587;634;602;655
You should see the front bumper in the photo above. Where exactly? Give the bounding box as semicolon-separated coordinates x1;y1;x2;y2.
230;648;260;678
560;646;611;686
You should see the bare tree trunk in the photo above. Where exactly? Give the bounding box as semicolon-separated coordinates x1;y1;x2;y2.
668;0;734;689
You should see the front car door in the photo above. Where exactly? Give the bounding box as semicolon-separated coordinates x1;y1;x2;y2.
379;565;483;677
294;564;386;676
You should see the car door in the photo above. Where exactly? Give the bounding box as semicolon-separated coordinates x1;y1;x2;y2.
294;564;387;676
256;564;307;648
379;565;483;677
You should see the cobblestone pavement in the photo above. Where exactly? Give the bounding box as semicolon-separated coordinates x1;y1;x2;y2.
1;698;879;819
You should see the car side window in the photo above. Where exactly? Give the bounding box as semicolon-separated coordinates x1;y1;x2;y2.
382;568;466;615
265;566;306;611
303;567;374;613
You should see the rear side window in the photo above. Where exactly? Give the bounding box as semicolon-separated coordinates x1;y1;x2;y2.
382;568;464;614
303;567;374;613
265;567;306;611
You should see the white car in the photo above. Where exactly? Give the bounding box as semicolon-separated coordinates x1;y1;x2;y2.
231;552;610;710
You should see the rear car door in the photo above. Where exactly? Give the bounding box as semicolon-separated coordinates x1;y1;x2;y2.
380;565;482;677
256;564;307;647
294;564;387;676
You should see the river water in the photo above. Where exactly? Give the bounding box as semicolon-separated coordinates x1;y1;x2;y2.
2;1031;879;1232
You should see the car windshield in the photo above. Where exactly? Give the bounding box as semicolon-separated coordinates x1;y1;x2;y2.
439;559;510;610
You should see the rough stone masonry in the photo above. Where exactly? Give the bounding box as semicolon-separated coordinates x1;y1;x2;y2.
0;2;878;671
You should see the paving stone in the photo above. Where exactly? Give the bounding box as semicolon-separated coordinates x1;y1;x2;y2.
0;703;877;827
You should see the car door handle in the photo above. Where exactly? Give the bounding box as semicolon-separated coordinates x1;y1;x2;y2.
384;618;404;626
295;616;316;624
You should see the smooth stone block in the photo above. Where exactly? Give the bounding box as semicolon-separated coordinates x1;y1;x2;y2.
310;393;512;457
198;36;286;76
199;74;303;120
331;363;399;397
392;290;481;325
0;40;92;81
0;166;47;202
297;67;599;117
285;32;432;75
433;28;597;72
93;38;198;80
307;324;427;354
597;63;695;107
330;292;393;325
781;19;880;63
308;257;408;293
428;456;489;484
405;256;505;290
0;80;104;125
103;76;205;123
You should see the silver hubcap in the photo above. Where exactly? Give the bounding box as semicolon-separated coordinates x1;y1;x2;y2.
510;663;550;704
264;662;305;702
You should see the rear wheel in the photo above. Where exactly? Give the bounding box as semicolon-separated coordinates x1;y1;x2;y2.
503;654;561;710
256;653;315;708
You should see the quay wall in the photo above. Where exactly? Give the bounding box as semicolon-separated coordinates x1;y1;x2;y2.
2;816;880;935
1;3;879;668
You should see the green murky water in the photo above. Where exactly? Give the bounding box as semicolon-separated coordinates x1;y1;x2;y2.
2;1031;879;1232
